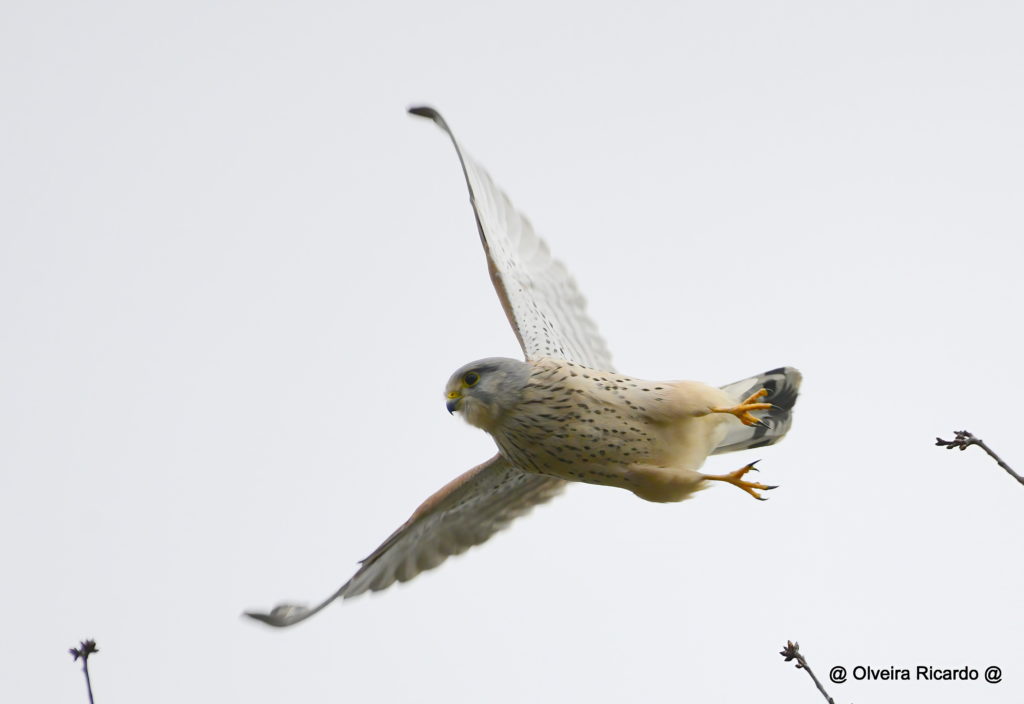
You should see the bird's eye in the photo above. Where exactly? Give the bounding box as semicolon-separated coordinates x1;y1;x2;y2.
463;372;480;387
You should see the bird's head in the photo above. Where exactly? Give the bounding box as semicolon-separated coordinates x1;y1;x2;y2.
444;357;531;432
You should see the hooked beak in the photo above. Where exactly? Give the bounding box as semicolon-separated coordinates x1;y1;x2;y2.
446;392;462;415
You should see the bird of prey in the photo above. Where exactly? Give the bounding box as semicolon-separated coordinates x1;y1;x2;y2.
246;107;801;627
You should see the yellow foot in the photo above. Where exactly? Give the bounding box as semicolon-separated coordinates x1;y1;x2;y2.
710;388;773;427
703;461;777;501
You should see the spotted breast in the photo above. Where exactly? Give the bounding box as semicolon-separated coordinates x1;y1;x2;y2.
491;358;735;489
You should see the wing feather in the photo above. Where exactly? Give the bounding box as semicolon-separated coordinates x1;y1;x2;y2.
410;106;614;371
245;456;563;627
246;108;594;627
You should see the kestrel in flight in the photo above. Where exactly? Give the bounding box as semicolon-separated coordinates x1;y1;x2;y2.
246;107;801;627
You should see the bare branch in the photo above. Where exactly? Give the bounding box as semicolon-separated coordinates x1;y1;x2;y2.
780;640;836;704
68;640;98;704
936;430;1024;487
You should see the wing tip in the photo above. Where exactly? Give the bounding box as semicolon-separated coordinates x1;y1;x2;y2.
242;604;310;628
408;105;448;130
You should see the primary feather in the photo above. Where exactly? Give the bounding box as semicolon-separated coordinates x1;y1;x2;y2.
244;108;800;628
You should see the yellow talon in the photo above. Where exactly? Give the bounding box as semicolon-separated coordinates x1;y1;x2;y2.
703;461;777;501
710;388;772;427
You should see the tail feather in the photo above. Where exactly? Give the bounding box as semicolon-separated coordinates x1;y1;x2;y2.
712;367;802;455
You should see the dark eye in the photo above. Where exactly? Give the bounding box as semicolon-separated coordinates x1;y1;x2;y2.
463;372;480;387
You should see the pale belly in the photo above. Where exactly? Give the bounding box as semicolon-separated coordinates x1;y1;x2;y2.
491;361;729;486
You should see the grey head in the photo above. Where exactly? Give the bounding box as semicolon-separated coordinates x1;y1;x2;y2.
444;357;532;432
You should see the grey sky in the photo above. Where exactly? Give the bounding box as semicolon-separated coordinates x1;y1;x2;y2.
2;2;1023;702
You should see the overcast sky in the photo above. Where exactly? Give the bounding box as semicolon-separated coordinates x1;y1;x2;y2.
3;2;1023;703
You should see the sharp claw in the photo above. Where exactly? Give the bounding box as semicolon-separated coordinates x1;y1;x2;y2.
703;459;778;501
709;389;773;427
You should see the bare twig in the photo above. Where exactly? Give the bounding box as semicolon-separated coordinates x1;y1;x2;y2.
68;640;98;704
780;641;836;704
936;430;1024;487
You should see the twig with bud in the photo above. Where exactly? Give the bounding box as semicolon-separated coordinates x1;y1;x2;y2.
68;640;99;704
936;430;1024;487
780;640;837;704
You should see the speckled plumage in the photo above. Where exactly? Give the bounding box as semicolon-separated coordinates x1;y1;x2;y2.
446;357;794;503
245;107;802;628
496;358;731;496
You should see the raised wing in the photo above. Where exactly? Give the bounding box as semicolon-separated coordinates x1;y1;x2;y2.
245;456;564;627
245;108;598;627
410;106;614;371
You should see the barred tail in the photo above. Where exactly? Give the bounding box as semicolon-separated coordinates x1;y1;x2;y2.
712;367;802;455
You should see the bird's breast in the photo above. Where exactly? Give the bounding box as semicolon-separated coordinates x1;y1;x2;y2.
490;360;689;483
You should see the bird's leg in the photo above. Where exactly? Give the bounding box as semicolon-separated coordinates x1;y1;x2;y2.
702;461;776;501
707;388;772;426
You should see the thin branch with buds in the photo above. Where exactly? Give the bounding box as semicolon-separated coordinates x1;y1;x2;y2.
936;430;1024;487
780;640;837;704
68;640;98;704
